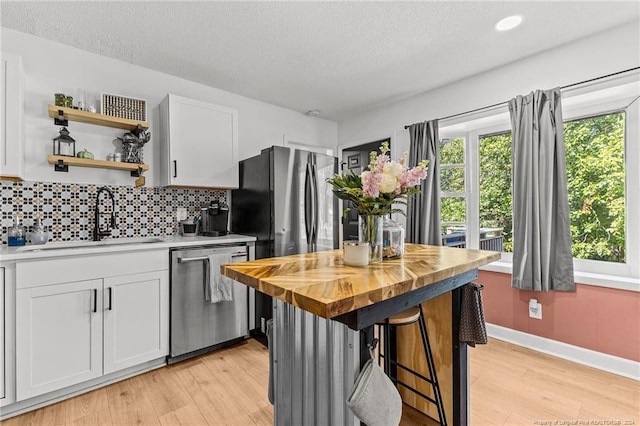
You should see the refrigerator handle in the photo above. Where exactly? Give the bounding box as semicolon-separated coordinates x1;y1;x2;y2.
304;163;313;247
311;163;319;250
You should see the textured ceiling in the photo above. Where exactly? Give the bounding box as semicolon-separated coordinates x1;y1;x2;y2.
1;1;639;121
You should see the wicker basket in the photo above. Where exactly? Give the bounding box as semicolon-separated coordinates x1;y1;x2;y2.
101;93;147;122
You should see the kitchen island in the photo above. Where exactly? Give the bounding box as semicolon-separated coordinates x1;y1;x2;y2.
222;244;499;425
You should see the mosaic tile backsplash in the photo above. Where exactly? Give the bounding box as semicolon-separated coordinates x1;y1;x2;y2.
1;181;227;244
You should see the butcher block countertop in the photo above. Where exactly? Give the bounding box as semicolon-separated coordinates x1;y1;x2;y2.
221;243;500;319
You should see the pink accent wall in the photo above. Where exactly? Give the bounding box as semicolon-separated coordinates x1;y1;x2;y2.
478;271;640;362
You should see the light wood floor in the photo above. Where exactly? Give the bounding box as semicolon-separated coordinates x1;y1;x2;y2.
2;338;638;425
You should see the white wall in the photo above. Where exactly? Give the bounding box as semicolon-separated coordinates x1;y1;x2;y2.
1;27;338;187
338;21;640;154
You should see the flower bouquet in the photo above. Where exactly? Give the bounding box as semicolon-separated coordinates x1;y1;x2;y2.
328;142;428;262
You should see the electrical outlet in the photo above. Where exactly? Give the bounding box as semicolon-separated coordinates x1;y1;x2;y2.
176;207;187;221
529;299;542;320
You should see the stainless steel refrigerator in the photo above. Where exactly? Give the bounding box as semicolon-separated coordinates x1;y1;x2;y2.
231;146;339;343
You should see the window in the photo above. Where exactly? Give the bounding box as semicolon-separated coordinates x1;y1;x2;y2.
438;75;639;287
564;112;626;263
479;132;513;253
440;137;468;247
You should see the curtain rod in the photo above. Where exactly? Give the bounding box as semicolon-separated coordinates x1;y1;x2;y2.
403;67;640;129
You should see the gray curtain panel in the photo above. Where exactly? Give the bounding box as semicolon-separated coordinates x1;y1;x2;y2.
407;120;441;245
509;88;575;292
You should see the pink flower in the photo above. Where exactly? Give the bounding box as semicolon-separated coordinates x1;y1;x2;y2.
361;170;382;198
401;166;427;188
375;154;389;173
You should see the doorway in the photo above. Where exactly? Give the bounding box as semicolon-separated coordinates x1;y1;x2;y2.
341;138;390;240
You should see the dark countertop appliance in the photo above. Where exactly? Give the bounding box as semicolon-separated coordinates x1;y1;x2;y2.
200;201;229;236
231;146;339;345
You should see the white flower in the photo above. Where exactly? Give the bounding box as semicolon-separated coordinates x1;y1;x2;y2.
383;162;403;178
379;172;400;193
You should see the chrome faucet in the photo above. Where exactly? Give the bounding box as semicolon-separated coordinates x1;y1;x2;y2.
93;186;117;241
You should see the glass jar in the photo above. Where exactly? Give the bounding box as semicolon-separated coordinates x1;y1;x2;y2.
8;216;26;247
382;216;405;259
31;218;49;245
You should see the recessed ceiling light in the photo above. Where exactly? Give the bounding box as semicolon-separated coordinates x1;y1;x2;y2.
494;15;523;32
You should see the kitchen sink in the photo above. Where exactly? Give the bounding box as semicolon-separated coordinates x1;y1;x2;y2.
16;237;165;252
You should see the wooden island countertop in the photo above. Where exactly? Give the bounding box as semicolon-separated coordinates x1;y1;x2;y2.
222;243;500;322
222;244;499;425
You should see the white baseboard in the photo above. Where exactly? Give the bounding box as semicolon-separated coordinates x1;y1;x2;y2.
486;323;640;381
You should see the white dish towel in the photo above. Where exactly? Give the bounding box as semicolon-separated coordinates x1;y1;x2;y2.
205;253;234;303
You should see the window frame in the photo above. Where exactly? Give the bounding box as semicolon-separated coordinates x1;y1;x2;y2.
438;76;640;290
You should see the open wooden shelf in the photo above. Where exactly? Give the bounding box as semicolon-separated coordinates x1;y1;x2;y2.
48;104;149;131
48;155;149;173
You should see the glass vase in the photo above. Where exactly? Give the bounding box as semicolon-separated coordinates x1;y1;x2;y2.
358;215;383;263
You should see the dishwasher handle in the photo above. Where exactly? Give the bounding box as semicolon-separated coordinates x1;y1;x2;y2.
178;252;247;263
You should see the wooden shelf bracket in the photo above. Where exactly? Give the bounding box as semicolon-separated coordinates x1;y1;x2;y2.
54;159;68;172
54;109;68;126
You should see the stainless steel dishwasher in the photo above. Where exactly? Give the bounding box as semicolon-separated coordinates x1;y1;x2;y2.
169;244;252;363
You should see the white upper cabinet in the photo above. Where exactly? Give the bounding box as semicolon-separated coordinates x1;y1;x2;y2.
159;94;239;188
1;52;25;181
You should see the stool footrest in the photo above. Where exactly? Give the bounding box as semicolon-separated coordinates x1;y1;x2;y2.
387;360;437;386
393;379;440;406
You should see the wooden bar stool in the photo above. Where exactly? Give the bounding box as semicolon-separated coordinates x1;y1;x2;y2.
377;305;447;426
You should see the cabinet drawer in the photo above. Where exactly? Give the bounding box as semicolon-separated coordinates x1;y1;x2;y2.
16;249;167;289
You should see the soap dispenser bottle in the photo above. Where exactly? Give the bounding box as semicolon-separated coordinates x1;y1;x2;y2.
31;218;49;245
8;215;26;247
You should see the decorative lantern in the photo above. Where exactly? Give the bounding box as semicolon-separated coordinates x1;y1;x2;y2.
53;127;76;157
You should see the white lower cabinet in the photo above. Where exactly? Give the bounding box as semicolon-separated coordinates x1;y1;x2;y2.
1;262;16;408
16;279;103;400
1;266;6;403
15;251;169;402
103;271;168;374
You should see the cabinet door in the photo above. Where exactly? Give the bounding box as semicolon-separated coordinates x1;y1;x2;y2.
16;280;103;400
1;267;4;401
103;270;169;374
162;94;239;188
0;52;24;180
